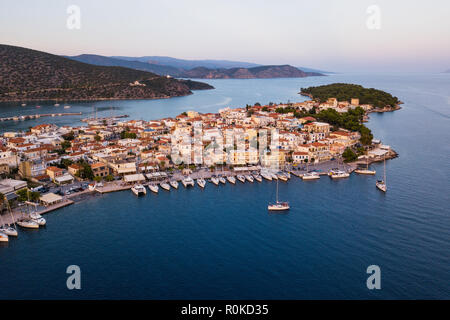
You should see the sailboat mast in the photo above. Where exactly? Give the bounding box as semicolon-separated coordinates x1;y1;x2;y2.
384;155;386;183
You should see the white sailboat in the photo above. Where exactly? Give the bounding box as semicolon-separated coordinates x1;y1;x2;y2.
302;172;320;180
271;173;278;180
277;172;288;181
245;175;254;183
30;212;46;226
236;175;246;183
148;184;159;193
131;184;147;196
355;156;376;175
376;155;387;192
253;174;262;182
227;176;236;184
261;171;272;181
268;179;289;211
219;176;226;184
210;176;220;185
0;197;18;236
160;182;171;191
170;180;179;189
17;219;39;229
197;178;206;188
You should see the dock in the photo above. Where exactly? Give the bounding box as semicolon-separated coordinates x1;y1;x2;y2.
0;112;82;122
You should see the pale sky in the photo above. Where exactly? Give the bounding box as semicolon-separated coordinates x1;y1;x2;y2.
1;0;449;72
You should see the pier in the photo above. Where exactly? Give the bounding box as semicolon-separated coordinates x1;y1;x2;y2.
0;112;82;122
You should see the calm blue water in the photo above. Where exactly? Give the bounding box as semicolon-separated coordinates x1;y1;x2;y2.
1;73;449;299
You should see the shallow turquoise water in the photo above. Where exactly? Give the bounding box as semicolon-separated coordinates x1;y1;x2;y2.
0;73;449;299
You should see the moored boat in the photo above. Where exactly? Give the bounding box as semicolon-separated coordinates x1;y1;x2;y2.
0;225;18;237
182;177;195;187
160;182;171;191
219;176;226;184
131;184;147;196
30;212;46;226
0;232;8;242
197;178;206;188
236;175;246;183
253;174;262;182
330;170;350;179
148;184;159;193
226;176;236;184
210;176;220;185
268;179;289;212
170;180;179;189
302;172;320;180
17;219;39;229
245;175;254;183
261;172;272;181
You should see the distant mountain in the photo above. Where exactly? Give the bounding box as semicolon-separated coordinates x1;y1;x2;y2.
67;54;184;76
111;56;261;70
297;66;334;74
179;65;324;79
0;44;213;102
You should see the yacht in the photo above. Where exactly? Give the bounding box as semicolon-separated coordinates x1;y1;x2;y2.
197;178;206;188
236;175;246;183
268;179;289;212
148;184;159;193
285;172;291;179
227;176;236;184
17;219;39;229
253;174;262;182
131;184;147;196
219;176;226;184
261;172;272;181
302;172;320;180
0;225;18;237
210;176;220;186
271;173;278;180
160;182;171;191
376;155;387;192
182;177;194;187
245;175;254;183
330;170;350;179
0;232;8;242
170;180;179;189
30;212;46;226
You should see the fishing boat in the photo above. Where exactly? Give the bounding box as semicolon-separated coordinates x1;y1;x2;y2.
236;175;246;183
261;172;272;181
160;182;171;191
355;157;376;175
227;176;236;184
182;177;194;187
302;172;320;180
210;176;220;186
253;174;262;182
17;219;39;229
376;155;387;192
30;212;46;226
245;175;254;183
131;184;146;196
148;184;159;193
219;176;226;184
268;179;289;212
0;232;8;242
197;178;206;188
170;180;179;189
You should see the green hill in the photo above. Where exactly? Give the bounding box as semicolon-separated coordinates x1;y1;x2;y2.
300;83;400;109
0;44;213;102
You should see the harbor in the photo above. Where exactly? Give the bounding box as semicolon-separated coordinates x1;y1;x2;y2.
0;112;82;122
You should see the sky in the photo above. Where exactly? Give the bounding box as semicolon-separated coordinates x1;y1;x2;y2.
0;0;449;73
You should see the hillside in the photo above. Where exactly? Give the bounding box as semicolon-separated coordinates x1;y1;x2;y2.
179;65;324;79
112;56;261;70
300;83;400;109
0;44;213;102
68;54;184;76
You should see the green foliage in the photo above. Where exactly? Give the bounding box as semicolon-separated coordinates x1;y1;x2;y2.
16;189;40;202
61;140;71;150
104;175;114;182
120;130;137;139
301;83;399;109
62;131;75;141
76;161;94;180
94;135;101;142
342;147;358;163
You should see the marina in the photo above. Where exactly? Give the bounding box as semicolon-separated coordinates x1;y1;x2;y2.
0;112;82;122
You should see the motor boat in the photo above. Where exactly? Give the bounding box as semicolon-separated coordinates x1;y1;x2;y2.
30;212;46;226
131;184;147;196
0;225;18;237
0;232;8;242
330;170;350;179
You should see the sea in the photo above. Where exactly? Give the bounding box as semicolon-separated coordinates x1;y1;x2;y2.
0;73;449;299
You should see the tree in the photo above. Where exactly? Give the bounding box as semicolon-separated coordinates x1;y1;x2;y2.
342;147;358;162
94;135;101;142
105;175;114;182
94;176;102;182
61;140;71;150
16;189;40;202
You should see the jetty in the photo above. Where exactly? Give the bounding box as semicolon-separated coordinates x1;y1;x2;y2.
0;112;82;122
81;114;129;123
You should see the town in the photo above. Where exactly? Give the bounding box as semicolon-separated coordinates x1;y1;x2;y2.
0;97;396;239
